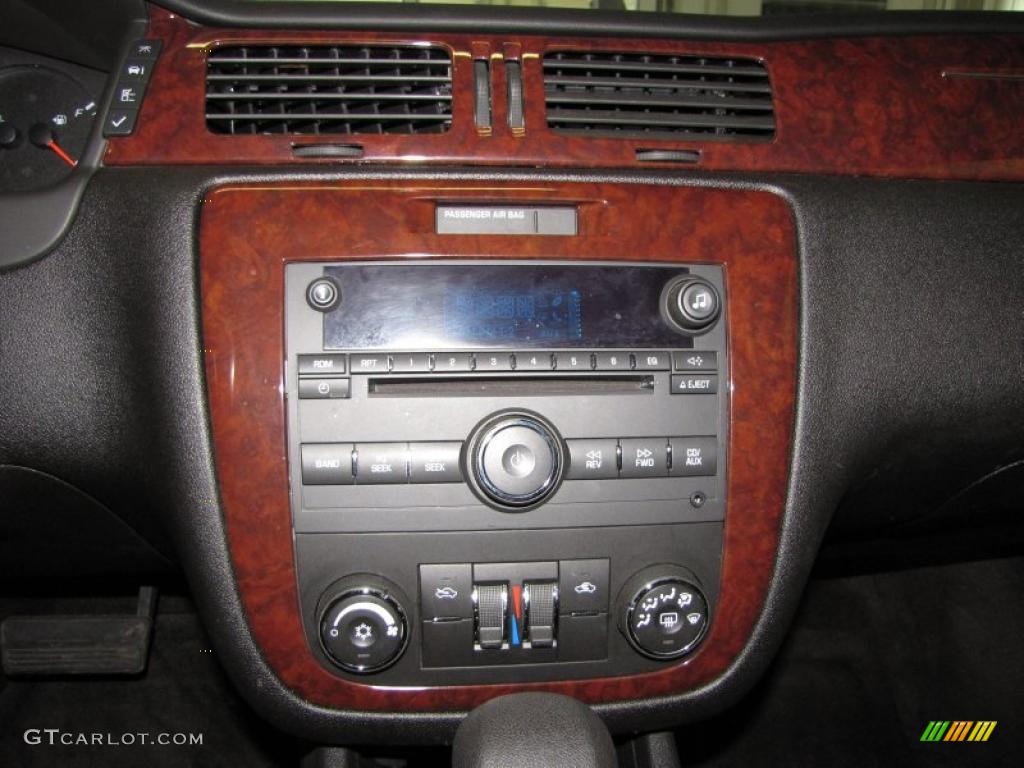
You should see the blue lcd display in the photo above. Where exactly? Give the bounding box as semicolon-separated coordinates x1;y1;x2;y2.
443;289;583;343
322;263;693;350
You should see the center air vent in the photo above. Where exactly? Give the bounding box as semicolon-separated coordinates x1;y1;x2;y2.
206;45;453;135
543;51;774;141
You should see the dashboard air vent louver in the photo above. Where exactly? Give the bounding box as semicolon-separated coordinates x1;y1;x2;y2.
206;45;453;135
543;51;774;141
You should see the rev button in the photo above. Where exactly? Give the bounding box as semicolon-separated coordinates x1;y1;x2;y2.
566;439;619;480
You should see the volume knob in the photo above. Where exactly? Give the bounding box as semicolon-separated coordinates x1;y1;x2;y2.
467;411;565;511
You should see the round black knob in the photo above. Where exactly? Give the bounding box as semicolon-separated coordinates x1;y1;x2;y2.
468;411;564;510
663;277;721;334
319;584;408;673
306;277;341;312
619;566;709;660
0;123;20;149
28;122;55;149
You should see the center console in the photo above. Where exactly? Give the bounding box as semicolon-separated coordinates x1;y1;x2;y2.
286;261;727;683
199;179;797;711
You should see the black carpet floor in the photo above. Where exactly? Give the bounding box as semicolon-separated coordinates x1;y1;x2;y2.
2;555;1021;767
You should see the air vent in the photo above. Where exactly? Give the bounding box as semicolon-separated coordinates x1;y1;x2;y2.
543;51;774;141
206;45;453;135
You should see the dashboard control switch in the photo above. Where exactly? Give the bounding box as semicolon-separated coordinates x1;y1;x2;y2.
306;277;341;311
559;559;610;615
297;378;350;399
297;353;346;376
300;443;354;485
673;351;718;371
319;581;408;673
524;582;558;648
668;437;717;477
468;412;564;509
408;442;463;484
566;439;619;480
354;443;409;484
473;583;508;649
663;277;722;334
670;374;718;395
619;567;709;660
619;438;669;478
420;563;473;620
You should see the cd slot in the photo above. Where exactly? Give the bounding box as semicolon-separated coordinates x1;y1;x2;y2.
368;375;655;398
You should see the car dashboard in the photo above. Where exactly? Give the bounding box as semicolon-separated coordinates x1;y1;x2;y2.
0;1;1022;764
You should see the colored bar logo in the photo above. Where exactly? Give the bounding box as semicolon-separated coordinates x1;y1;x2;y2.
921;721;997;742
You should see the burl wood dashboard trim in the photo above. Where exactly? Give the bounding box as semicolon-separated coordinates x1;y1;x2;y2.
199;180;797;711
107;6;1024;180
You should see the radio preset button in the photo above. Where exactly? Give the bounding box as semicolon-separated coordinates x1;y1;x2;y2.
673;351;718;372
515;352;554;372
566;439;619;480
669;437;717;477
408;442;463;484
633;352;671;371
354;442;409;484
391;353;432;373
553;352;593;371
476;353;514;372
351;354;390;374
298;378;350;399
594;352;631;371
619;438;669;478
301;443;354;485
434;353;473;373
671;374;718;394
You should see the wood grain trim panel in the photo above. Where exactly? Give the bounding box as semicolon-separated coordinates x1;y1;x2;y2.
199;180;797;711
107;6;1024;180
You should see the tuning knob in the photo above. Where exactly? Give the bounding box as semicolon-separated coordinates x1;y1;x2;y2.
318;576;409;674
618;565;709;660
663;277;721;334
466;411;565;511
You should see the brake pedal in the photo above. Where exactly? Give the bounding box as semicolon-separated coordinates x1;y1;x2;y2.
1;586;157;676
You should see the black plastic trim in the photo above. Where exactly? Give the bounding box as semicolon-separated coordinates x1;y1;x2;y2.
157;2;1024;40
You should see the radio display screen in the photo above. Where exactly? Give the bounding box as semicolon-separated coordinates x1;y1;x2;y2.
322;263;692;350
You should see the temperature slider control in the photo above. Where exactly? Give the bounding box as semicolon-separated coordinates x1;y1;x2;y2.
473;580;558;650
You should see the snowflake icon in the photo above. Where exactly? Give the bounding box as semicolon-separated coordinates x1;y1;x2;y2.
353;623;374;641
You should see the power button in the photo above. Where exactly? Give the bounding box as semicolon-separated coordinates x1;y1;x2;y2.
469;412;564;510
